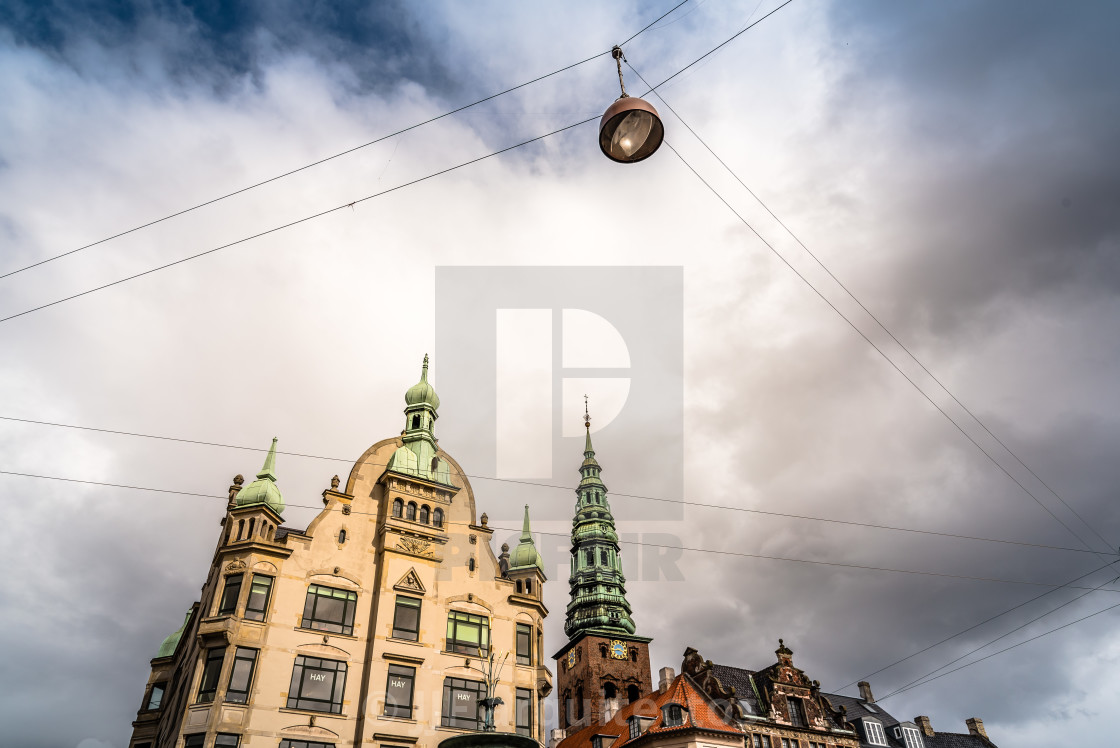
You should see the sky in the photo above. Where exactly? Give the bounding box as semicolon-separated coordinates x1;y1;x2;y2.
1;1;1119;747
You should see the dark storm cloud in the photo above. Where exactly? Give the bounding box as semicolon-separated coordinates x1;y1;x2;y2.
0;0;460;97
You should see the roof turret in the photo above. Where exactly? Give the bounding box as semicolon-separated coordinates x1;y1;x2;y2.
156;608;192;658
404;353;440;410
509;504;545;572
235;438;284;515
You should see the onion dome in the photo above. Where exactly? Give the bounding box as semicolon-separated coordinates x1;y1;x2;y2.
235;438;284;515
509;504;545;572
156;608;192;658
404;354;440;410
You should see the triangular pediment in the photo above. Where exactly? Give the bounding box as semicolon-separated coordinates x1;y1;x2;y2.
393;567;426;593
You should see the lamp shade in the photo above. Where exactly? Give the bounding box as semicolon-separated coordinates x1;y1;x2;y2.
599;96;664;163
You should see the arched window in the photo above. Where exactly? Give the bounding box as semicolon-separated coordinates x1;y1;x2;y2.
600;549;609;565
267;525;274;541
599;644;608;658
604;682;617;699
525;580;532;595
392;499;403;518
248;518;256;538
627;685;640;703
406;502;417;521
433;508;444;528
224;524;232;545
630;648;638;663
516;580;523;593
419;505;430;524
338;529;347;544
468;557;476;572
431;456;440;472
237;519;244;541
585;549;594;566
411;414;421;429
662;704;684;727
576;687;585;720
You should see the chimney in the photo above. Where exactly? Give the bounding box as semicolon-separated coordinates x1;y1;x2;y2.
857;681;875;703
965;718;988;740
659;667;676;693
914;716;934;737
549;728;567;748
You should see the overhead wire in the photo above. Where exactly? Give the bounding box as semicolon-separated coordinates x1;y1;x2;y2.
2;413;1115;558
623;60;1114;558
0;0;691;281
2;466;1120;593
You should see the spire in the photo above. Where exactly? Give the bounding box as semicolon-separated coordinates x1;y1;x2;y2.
389;355;450;484
509;504;545;572
235;438;285;515
564;401;636;637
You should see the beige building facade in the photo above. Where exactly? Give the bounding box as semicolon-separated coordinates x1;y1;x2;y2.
130;357;552;748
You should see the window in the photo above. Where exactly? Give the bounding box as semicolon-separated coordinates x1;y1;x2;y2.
781;740;800;748
525;579;532;594
626;684;640;703
225;647;258;704
662;703;684;727
446;610;489;654
600;549;609;565
585;549;594;566
629;716;641;740
197;647;225;703
419;505;430;524
384;664;415;718
433;508;444;527
516;687;533;736
244;575;273;622
468;557;476;572
392;596;422;641
302;584;358;635
218;574;243;615
184;736;205;748
145;682;165;710
392;499;403;517
516;623;533;665
279;742;336;748
591;737;614;748
576;686;585;719
751;736;772;748
411;414;421;429
788;696;806;727
406;502;417;520
863;719;887;746
441;677;486;729
338;529;347;544
215;735;240;748
901;727;924;748
287;655;347;713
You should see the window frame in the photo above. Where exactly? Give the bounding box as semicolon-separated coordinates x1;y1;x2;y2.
901;726;924;748
863;719;887;746
441;676;487;730
662;703;684;727
787;696;807;727
244;574;273;622
214;735;240;748
446;610;490;654
629;716;641;740
225;646;259;704
278;742;336;748
144;681;166;710
286;655;348;714
433;508;444;527
183;736;205;748
515;687;533;736
302;584;358;636
196;647;225;703
516;623;533;665
392;595;422;641
218;573;243;616
384;664;416;718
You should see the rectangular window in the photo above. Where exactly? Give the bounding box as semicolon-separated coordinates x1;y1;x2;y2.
516;687;532;736
788;697;806;727
629;717;641;740
516;623;533;665
864;720;887;746
287;655;347;714
215;735;240;748
760;737;772;748
441;677;486;730
225;647;258;704
302;584;358;636
446;611;490;654
145;682;165;710
902;727;923;748
392;596;422;641
218;574;243;615
183;736;205;748
197;647;225;703
751;736;761;748
279;742;336;748
244;575;273;621
384;664;416;718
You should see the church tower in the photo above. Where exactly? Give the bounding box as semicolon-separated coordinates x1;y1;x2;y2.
553;404;652;732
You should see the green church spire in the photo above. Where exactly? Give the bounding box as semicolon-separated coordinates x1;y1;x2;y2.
235;438;284;515
509;504;545;572
564;401;636;637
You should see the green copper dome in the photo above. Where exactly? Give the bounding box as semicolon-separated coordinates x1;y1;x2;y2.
404;354;440;410
235;438;284;515
156;608;192;658
509;504;545;572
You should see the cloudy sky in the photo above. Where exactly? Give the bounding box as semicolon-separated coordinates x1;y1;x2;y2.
2;1;1119;746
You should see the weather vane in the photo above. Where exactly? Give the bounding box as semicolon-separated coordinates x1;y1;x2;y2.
584;394;591;429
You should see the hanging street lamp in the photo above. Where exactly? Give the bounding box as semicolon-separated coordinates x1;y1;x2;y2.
599;46;665;163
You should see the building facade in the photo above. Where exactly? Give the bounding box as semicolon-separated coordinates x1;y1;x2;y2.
552;412;653;733
130;357;552;748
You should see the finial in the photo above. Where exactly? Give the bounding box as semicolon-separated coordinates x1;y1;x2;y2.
233;474;244;486
584;394;591;429
480;512;489;527
330;475;340;490
421;353;429;380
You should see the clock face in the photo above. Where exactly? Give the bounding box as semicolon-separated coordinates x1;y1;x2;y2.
567;649;577;669
610;640;627;659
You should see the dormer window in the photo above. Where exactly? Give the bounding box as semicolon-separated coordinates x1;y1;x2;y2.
662;703;685;727
862;719;887;746
787;696;807;727
897;726;923;748
592;735;615;748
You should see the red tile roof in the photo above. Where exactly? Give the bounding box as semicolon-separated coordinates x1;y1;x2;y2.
557;674;740;748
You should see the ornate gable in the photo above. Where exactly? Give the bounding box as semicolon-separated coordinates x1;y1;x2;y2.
393;568;426;594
